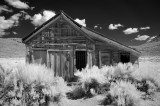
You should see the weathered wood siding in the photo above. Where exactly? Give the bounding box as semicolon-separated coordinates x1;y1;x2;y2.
94;41;136;67
24;13;139;81
32;50;47;65
112;52;120;64
95;50;99;66
25;17;94;80
48;50;74;80
130;54;139;64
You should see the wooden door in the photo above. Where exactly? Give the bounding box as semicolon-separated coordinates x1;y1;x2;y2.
48;51;74;80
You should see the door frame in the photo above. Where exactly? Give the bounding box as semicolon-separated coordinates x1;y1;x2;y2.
47;49;93;77
99;51;111;67
75;50;87;70
75;49;93;69
47;49;74;79
47;49;72;67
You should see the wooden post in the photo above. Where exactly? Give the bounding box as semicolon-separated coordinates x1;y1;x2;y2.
110;51;113;65
47;50;50;68
92;44;96;66
73;45;75;73
25;45;29;63
86;40;90;68
99;51;101;68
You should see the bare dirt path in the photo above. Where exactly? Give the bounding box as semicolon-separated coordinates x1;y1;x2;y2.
65;95;102;106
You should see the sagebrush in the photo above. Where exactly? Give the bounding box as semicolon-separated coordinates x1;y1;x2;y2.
74;62;160;106
0;63;70;106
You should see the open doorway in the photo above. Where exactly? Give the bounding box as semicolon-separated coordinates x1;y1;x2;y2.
76;51;87;70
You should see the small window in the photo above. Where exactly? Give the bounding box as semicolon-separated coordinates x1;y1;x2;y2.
120;53;130;63
42;36;44;40
99;51;111;67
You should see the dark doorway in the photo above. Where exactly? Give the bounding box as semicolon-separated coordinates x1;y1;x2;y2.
76;51;87;70
120;53;130;63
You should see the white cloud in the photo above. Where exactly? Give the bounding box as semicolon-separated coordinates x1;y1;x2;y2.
140;26;150;30
20;10;27;14
74;18;86;27
20;10;31;20
11;13;21;24
0;13;21;36
13;31;17;34
0;5;13;13
30;7;35;10
108;23;123;30
134;35;150;41
24;14;31;20
31;10;56;26
94;24;102;29
94;25;98;29
27;10;86;27
123;28;139;34
147;35;157;42
5;0;30;9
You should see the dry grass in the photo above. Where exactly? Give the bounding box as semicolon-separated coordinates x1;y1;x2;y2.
0;63;70;106
0;38;25;58
0;58;25;69
1;57;160;106
132;61;160;87
109;80;143;106
73;61;160;106
75;65;108;85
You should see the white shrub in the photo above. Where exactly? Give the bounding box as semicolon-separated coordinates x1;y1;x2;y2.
109;80;143;106
75;65;108;85
0;63;69;106
132;62;160;87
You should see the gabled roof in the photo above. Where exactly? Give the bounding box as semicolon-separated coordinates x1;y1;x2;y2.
22;11;141;56
22;12;61;42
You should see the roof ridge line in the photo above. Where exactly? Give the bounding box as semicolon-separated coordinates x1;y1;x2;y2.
22;10;140;54
83;27;141;53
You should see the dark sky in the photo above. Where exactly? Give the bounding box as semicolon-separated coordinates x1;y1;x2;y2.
0;0;160;46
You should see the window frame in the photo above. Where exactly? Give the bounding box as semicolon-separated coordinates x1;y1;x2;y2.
119;52;130;63
99;51;111;67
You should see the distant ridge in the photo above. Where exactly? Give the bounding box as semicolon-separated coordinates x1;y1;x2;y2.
0;38;25;58
131;35;160;56
0;36;160;58
148;35;160;43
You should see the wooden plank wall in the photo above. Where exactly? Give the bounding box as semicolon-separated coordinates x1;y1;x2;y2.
48;51;74;80
32;50;47;65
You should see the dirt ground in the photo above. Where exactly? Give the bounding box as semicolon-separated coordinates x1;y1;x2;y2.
65;95;105;106
0;58;25;67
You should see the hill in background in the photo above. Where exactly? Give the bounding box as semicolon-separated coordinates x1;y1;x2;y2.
0;36;160;59
132;41;160;56
148;35;160;43
131;35;160;57
0;38;25;58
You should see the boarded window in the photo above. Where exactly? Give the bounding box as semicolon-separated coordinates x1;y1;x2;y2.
120;53;130;63
32;50;47;65
99;51;111;67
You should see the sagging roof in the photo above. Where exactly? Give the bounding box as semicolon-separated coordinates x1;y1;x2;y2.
22;10;141;56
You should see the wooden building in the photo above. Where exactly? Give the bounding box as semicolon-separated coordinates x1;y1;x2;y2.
22;11;140;80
